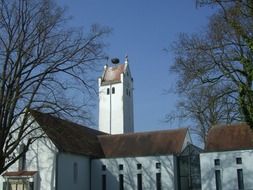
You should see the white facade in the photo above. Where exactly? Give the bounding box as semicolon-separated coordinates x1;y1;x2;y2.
91;155;178;190
98;61;134;134
56;153;91;190
0;120;92;190
0;130;57;190
200;149;253;190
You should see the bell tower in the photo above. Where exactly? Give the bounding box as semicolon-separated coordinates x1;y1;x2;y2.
98;56;134;134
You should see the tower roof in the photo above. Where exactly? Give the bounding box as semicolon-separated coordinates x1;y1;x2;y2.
101;64;126;85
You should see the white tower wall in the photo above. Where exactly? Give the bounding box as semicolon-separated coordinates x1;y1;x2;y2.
98;60;134;134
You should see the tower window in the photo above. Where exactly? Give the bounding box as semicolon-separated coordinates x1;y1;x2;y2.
107;88;110;95
112;87;115;94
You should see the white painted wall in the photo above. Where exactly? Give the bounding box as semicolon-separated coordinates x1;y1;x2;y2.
0;129;58;190
56;153;91;190
200;149;253;190
91;155;177;190
98;63;134;134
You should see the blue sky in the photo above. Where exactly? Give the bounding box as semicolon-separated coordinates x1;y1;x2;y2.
57;0;215;132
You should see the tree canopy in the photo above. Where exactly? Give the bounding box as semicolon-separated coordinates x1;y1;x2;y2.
0;0;109;174
169;0;253;143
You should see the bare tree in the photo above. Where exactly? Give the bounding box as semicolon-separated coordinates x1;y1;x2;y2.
195;0;253;127
168;0;253;143
0;0;110;174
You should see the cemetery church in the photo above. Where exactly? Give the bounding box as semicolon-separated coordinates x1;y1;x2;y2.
1;57;253;190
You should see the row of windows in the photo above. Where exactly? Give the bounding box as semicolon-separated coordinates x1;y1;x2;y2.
102;162;161;171
106;87;131;96
214;157;242;166
106;87;115;95
215;169;244;190
102;173;161;190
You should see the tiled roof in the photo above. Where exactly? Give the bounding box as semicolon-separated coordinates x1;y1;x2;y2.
29;110;188;158
101;64;125;85
98;128;188;158
205;123;253;152
30;110;106;157
2;171;37;177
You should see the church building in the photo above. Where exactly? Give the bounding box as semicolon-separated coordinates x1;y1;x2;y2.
0;57;253;190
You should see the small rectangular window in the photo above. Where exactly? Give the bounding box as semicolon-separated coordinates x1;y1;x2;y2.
102;174;106;190
119;174;124;190
156;162;161;169
215;170;222;190
73;162;78;184
107;88;110;95
119;164;123;170
112;87;115;94
137;163;142;170
102;165;106;171
237;169;244;190
137;173;142;190
236;157;242;165
156;173;161;190
214;159;220;166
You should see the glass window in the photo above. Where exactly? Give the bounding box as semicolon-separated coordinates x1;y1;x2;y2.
137;164;142;170
215;170;222;190
119;174;124;190
119;164;123;170
236;157;242;165
5;179;29;190
102;174;106;190
179;156;189;176
137;173;142;190
156;173;161;190
18;144;26;171
107;88;110;95
237;169;244;190
102;165;106;171
214;159;220;166
156;162;161;169
112;87;115;94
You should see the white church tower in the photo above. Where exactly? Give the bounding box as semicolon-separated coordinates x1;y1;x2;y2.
98;56;134;134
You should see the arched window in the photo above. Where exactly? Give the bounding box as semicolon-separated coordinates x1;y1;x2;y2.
112;87;115;94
